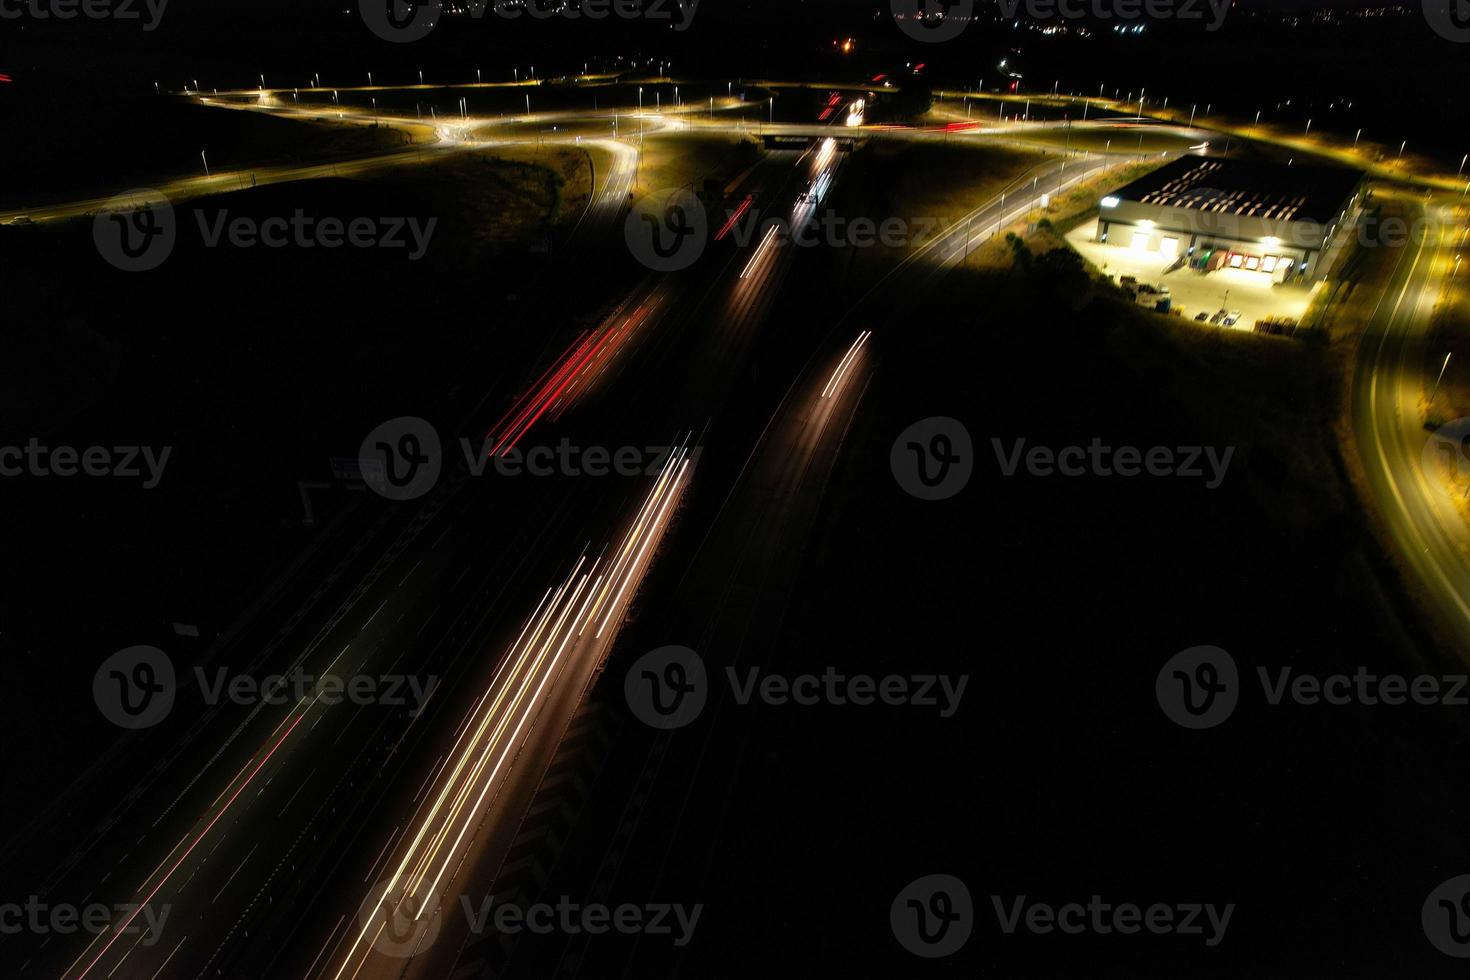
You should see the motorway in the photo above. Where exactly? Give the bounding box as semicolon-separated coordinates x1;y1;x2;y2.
9;70;1467;979
0;83;920;980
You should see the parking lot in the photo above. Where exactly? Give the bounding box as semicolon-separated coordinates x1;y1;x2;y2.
1066;218;1319;330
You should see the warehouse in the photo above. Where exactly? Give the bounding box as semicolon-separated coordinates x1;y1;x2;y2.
1093;156;1366;282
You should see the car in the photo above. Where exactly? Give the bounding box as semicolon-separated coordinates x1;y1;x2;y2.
1209;309;1228;324
1119;275;1138;287
1222;310;1242;327
1195;312;1209;321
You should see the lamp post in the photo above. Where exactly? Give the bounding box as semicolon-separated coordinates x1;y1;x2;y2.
201;150;210;177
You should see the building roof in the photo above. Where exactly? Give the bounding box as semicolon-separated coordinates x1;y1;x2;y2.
1111;156;1364;225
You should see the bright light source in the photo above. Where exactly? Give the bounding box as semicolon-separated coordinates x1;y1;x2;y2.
1262;236;1281;247
1100;196;1120;208
1137;219;1154;229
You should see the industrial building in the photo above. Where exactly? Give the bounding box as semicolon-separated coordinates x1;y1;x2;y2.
1093;156;1367;282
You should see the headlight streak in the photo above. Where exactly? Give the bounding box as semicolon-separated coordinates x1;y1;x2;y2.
821;330;872;399
739;225;779;280
316;444;693;980
65;707;312;980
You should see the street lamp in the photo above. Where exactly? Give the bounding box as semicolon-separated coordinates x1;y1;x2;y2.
201;150;210;177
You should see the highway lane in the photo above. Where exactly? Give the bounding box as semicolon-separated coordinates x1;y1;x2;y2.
474;149;1125;976
288;129;861;980
301;448;696;980
9;98;852;980
1351;194;1470;652
5;77;1138;978
3;110;654;979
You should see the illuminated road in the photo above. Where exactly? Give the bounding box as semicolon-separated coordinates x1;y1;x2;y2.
4;84;872;980
4;74;1371;980
1351;194;1470;650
